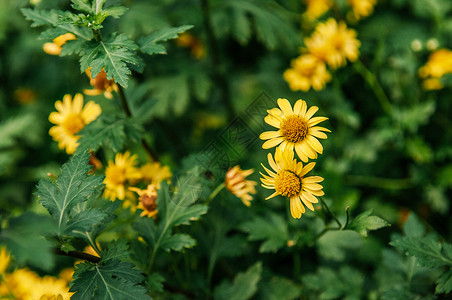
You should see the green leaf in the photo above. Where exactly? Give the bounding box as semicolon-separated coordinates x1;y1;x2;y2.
390;236;452;268
214;262;262;300
65;208;108;236
148;74;190;117
349;209;390;237
317;230;363;261
160;233;196;252
436;270;452;294
70;259;150;300
21;8;93;40
239;213;289;253
147;273;165;293
76;114;142;154
102;239;130;262
71;0;92;13
139;25;193;55
0;213;56;271
78;33;141;88
35;150;105;235
257;276;301;300
302;266;364;300
403;213;425;237
103;6;129;19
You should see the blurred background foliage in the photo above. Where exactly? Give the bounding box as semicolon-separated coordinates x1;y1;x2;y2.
1;0;452;299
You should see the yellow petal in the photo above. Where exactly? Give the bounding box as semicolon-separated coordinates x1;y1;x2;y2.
82;101;102;123
294;144;309;162
262;137;284;149
308;116;328;126
300;162;316;177
293;99;304;115
72;93;84;114
267;153;280;173
307;136;323;154
302;191;319;204
260;131;281;140
265;191;279;200
264;115;281;128
310;130;328;139
49;112;64;124
303;176;324;183
305;106;319;119
300;194;315;211
277;98;293;116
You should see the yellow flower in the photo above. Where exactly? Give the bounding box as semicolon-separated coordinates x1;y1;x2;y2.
129;185;158;218
303;0;333;20
419;49;452;90
283;54;332;92
347;0;377;20
140;162;172;188
176;33;205;59
260;148;324;219
260;98;330;162
84;68;119;99
305;18;360;69
43;33;76;56
14;88;36;105
103;151;142;201
0;246;10;274
225;165;257;207
49;94;101;154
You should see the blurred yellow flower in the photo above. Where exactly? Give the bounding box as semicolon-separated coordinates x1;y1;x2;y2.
49;94;101;154
225;165;257;207
303;0;333;19
348;0;377;20
84;68;118;99
129;184;158;218
260;98;330;162
176;33;205;59
14;88;36;105
283;54;332;91
140;162;172;188
305;18;360;69
103;151;142;201
419;49;452;90
260;148;324;219
43;33;76;56
0;246;10;274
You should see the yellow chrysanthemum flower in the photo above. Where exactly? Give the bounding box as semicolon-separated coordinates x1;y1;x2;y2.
418;48;452;90
103;151;142;201
0;246;10;274
49;94;101;155
283;54;332;92
348;0;377;20
225;165;257;207
140;162;172;188
43;33;76;56
260;98;330;162
303;0;333;20
305;18;360;69
260;148;324;219
129;185;158;218
84;68;119;99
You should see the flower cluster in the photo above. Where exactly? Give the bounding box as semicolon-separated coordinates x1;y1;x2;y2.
103;151;172;218
284;18;360;92
418;48;452;90
303;0;377;21
0;247;73;300
43;33;76;56
84;67;119;99
225;166;257;207
260;98;329;219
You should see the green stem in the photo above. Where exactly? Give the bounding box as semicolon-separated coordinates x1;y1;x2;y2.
353;59;392;115
117;85;159;162
319;197;342;229
207;182;226;204
200;0;235;121
86;231;102;256
344;206;351;229
54;248;101;264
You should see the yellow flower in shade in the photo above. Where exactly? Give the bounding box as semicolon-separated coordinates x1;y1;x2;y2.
49;94;101;155
347;0;377;20
225;165;257;207
14;88;36;105
283;54;332;92
260;148;324;219
140;162;172;188
260;98;330;162
176;33;205;59
129;185;158;218
84;68;119;99
305;18;360;69
303;0;333;20
419;49;452;90
103;151;142;201
0;246;10;274
43;33;76;56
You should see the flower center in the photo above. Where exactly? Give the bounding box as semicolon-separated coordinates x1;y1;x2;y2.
62;113;85;135
280;115;308;143
275;170;302;197
141;194;157;211
105;165;127;186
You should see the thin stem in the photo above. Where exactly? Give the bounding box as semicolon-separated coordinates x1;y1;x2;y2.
353;59;392;115
344;206;350;229
200;0;235;121
207;182;225;204
319;197;342;229
85;231;102;256
116;85;159;162
54;248;101;264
